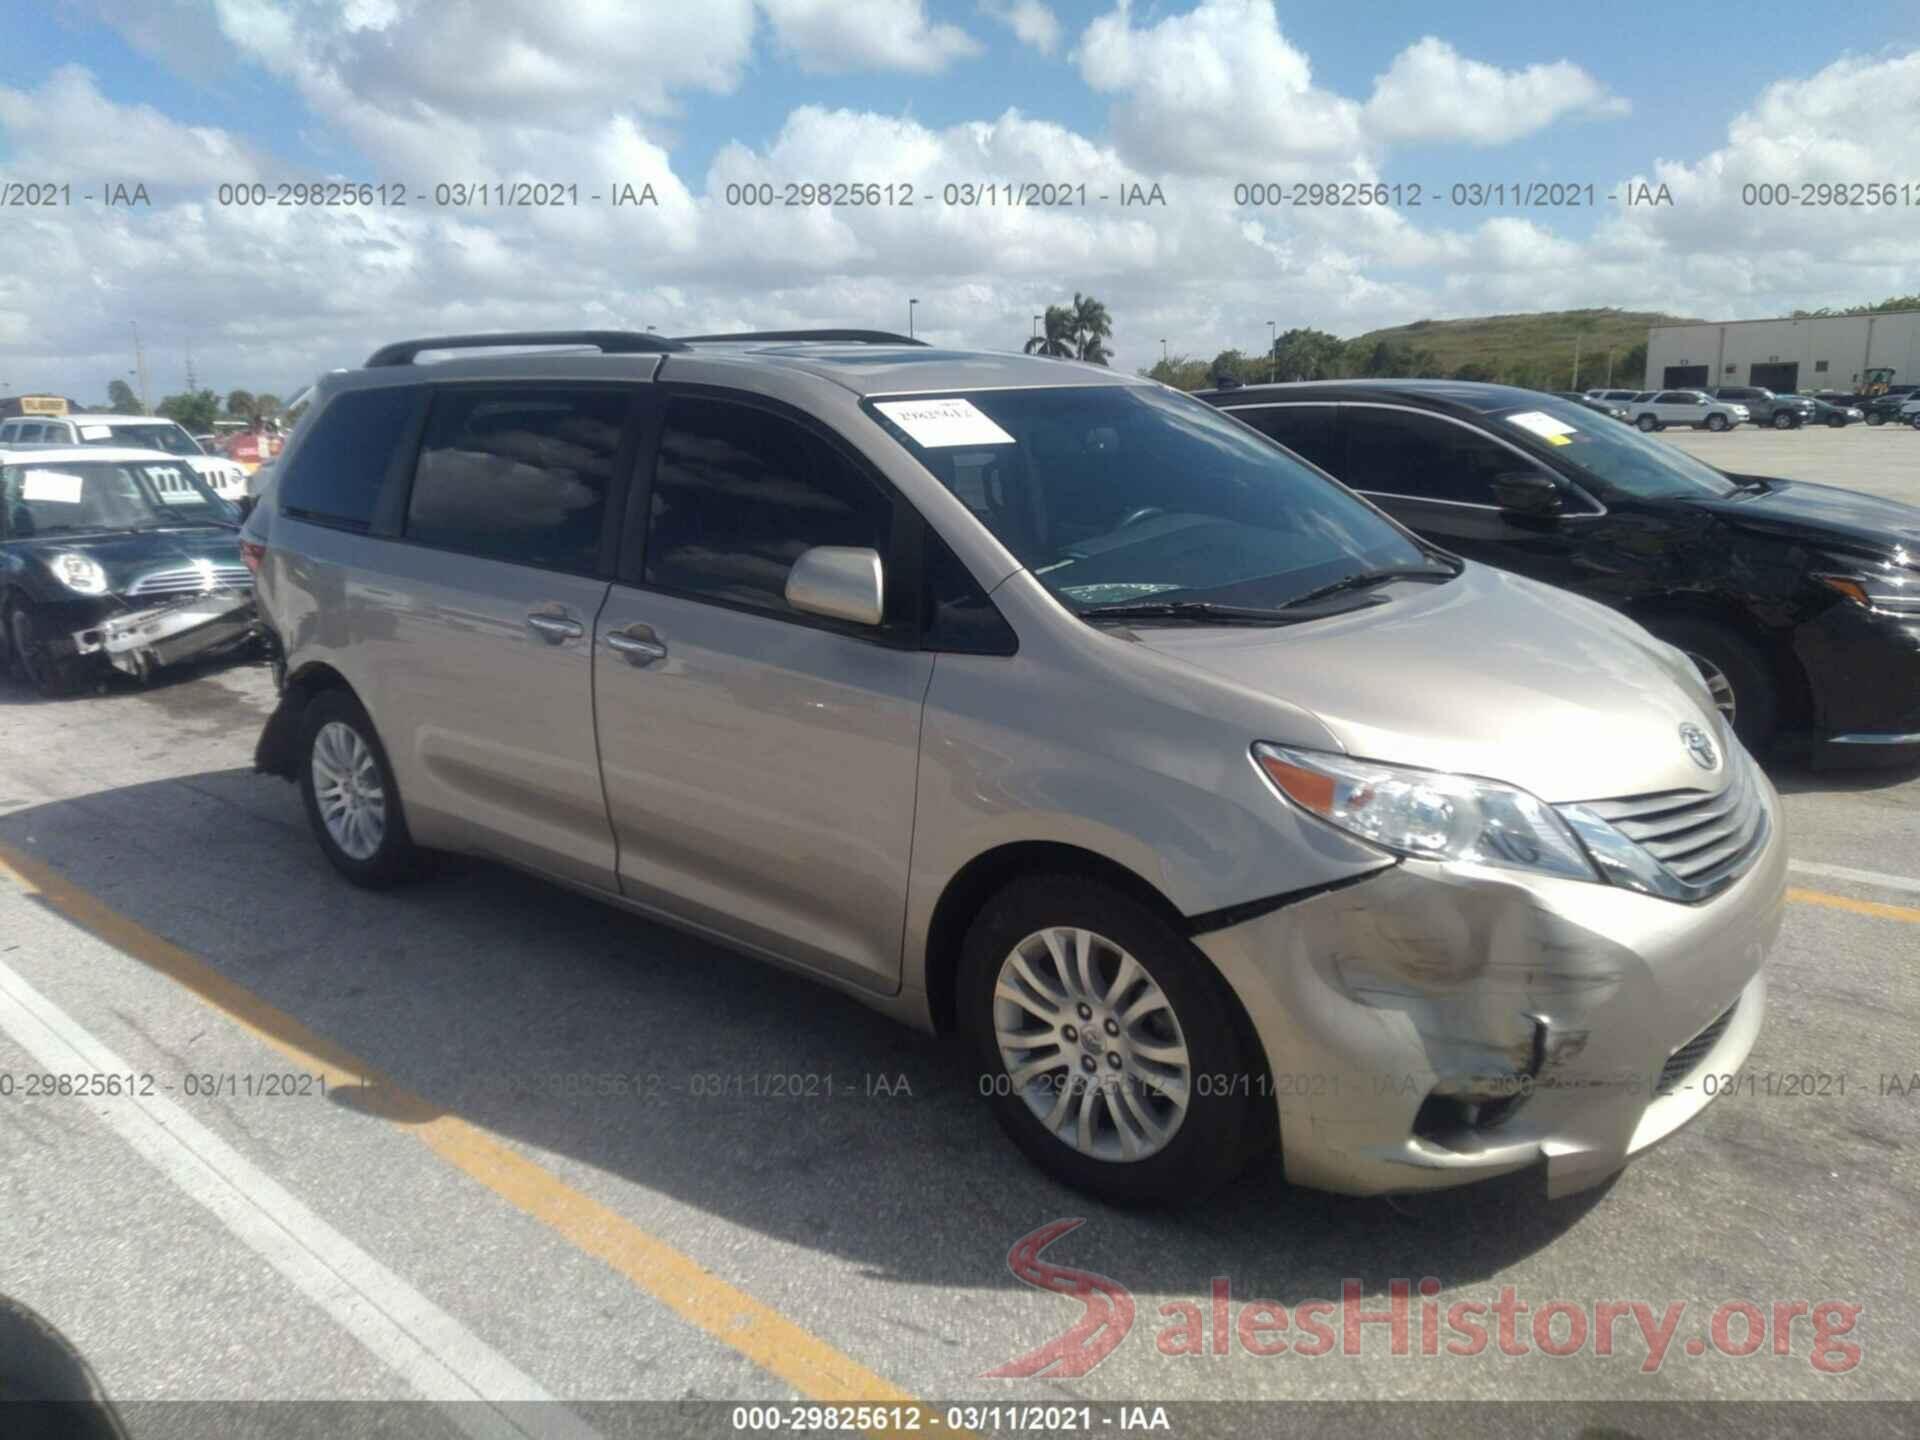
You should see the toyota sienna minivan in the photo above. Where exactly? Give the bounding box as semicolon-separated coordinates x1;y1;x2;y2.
247;330;1785;1205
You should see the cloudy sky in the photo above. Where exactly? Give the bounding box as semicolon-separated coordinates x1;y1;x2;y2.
1;0;1917;402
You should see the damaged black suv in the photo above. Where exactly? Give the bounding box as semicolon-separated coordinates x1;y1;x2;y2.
0;446;256;696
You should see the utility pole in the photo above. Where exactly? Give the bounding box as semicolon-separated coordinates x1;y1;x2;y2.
1571;332;1582;391
131;321;150;413
1267;320;1277;383
1160;338;1168;366
908;298;918;339
1605;348;1615;386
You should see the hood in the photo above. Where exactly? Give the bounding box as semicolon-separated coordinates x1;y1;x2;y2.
11;529;243;594
1125;563;1722;804
1702;478;1920;555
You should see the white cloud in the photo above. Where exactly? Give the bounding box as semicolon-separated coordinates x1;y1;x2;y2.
1363;37;1628;147
759;0;984;74
981;0;1062;56
0;66;266;187
1075;0;1370;177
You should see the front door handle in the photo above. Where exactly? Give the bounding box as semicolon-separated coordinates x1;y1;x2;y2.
605;626;668;666
527;611;584;644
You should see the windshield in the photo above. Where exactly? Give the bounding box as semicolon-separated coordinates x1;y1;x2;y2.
866;384;1436;613
2;459;235;536
84;421;204;456
1494;399;1739;500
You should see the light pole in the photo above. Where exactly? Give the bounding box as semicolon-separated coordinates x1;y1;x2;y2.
908;298;918;339
1605;348;1615;386
1160;338;1168;366
1267;320;1277;382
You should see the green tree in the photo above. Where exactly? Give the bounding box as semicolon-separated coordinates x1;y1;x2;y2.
106;378;140;413
225;388;256;420
1024;304;1077;358
1269;326;1344;381
1067;292;1113;365
254;393;282;418
1141;355;1214;391
155;388;220;432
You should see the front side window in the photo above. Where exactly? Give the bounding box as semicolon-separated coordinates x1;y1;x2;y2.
867;385;1430;614
646;396;893;618
1341;409;1528;506
406;386;626;574
2;459;231;537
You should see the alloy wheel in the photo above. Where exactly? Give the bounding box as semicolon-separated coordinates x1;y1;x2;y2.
1685;651;1737;726
992;926;1192;1162
310;720;387;861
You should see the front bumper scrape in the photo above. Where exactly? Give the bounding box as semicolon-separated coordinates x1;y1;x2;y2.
72;588;256;677
1193;815;1785;1198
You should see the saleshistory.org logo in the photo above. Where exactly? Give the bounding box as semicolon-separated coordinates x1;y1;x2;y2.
983;1221;1862;1377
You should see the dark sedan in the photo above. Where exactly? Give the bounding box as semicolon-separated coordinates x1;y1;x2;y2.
1;448;256;695
1552;390;1631;422
1200;379;1920;764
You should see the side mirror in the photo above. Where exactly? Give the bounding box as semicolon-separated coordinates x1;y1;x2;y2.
785;546;884;627
1491;471;1564;516
234;495;257;522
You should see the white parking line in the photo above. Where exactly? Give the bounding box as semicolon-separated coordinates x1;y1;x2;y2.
0;957;598;1440
1789;859;1920;897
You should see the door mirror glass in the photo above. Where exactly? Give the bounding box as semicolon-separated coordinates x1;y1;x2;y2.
786;546;884;626
1492;471;1563;515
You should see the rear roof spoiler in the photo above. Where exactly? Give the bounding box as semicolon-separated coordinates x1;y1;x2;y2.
364;331;688;367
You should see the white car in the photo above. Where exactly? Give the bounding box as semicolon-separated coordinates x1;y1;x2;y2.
0;413;249;500
1627;390;1750;433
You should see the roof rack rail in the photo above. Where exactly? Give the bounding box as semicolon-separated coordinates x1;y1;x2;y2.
673;329;928;347
363;330;688;367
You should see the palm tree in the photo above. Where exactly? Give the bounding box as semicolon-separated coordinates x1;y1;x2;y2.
1069;292;1112;365
1024;304;1076;358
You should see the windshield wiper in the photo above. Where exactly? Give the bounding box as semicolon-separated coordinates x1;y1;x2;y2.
1280;564;1458;610
1079;599;1343;625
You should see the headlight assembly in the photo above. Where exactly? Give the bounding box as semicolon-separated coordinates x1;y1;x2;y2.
50;552;108;595
1812;556;1920;616
1253;744;1596;883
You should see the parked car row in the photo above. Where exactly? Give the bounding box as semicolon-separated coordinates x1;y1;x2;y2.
1583;384;1911;430
0;413;251;498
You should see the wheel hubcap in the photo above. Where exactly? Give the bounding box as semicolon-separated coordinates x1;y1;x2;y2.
992;926;1191;1163
311;721;387;861
1685;651;1737;725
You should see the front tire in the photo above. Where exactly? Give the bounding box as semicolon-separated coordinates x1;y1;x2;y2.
1636;414;1659;432
1772;411;1795;430
961;875;1256;1206
299;689;421;887
1866;412;1885;426
1645;617;1780;752
1705;414;1728;432
6;600;75;698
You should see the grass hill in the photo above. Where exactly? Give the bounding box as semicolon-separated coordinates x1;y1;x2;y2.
1344;307;1697;388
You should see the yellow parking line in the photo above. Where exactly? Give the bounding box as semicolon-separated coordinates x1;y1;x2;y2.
1789;886;1920;925
0;841;943;1433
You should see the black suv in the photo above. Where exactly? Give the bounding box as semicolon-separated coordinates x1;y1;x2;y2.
1200;380;1920;763
1709;386;1815;429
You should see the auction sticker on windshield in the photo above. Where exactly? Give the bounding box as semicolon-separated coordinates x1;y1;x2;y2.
21;469;83;503
78;423;113;440
873;397;1016;447
1508;410;1578;446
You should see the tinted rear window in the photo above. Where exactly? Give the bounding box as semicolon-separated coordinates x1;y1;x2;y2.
278;386;420;532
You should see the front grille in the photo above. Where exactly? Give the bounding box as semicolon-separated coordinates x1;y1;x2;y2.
1567;746;1768;898
128;563;251;598
1658;999;1739;1094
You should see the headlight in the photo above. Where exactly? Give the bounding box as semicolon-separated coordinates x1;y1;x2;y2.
50;552;108;595
1812;557;1920;616
1253;744;1596;882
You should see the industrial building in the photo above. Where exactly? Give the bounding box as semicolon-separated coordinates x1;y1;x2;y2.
1644;309;1920;394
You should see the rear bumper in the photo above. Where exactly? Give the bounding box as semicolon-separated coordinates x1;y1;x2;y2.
1194;782;1785;1198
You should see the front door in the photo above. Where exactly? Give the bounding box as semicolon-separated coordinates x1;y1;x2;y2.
593;391;930;992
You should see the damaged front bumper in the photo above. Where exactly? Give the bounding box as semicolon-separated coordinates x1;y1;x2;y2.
1194;786;1786;1198
72;588;257;677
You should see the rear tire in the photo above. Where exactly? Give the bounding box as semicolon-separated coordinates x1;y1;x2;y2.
298;689;421;888
1644;617;1780;752
1827;415;1846;428
960;875;1256;1206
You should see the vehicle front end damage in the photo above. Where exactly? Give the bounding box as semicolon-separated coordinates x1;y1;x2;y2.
69;586;258;680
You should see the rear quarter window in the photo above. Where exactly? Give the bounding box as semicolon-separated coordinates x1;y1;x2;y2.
277;386;420;532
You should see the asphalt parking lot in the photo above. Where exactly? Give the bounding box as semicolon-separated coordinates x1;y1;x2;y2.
1;422;1917;1435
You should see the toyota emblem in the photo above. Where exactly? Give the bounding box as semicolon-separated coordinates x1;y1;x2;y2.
1680;722;1720;771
